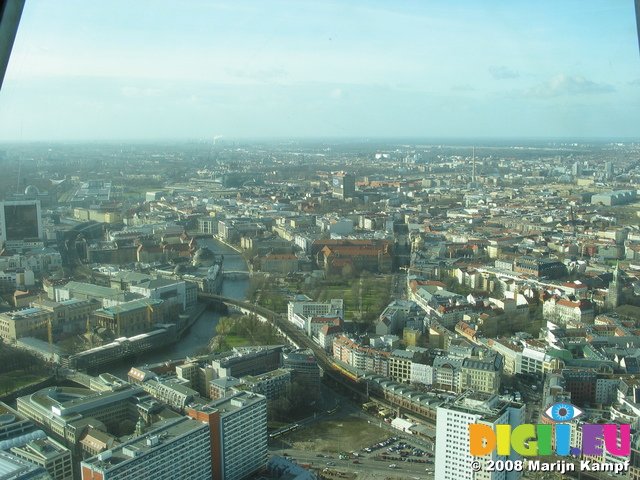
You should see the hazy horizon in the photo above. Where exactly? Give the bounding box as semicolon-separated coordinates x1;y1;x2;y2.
1;1;639;142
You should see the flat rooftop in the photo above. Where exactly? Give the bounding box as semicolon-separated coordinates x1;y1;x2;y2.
82;417;206;470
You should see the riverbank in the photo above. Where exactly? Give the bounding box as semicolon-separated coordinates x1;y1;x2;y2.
210;235;243;254
177;303;209;338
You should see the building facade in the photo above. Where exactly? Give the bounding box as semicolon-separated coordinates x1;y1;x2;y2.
188;392;268;480
81;417;211;480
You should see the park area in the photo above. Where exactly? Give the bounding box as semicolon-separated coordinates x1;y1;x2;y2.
0;344;49;396
248;272;394;325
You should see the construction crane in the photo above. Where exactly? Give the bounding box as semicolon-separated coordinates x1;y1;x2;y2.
146;303;154;331
85;315;94;347
106;291;126;337
27;317;54;363
35;295;55;362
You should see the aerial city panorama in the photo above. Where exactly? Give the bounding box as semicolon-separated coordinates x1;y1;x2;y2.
0;1;639;480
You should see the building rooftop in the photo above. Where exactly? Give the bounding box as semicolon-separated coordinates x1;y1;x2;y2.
0;451;51;479
206;391;266;416
242;368;291;383
81;417;206;471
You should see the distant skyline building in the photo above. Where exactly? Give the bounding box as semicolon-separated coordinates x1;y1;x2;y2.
605;263;622;311
332;172;356;199
572;161;582;177
0;200;43;244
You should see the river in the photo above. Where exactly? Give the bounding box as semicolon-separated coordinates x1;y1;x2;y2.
106;238;249;377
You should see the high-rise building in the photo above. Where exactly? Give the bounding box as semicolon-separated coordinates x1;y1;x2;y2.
332;172;356;199
80;417;212;480
605;263;622;311
0;200;43;244
435;391;525;480
188;391;268;480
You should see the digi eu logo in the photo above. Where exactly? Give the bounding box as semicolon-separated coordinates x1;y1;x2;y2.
469;402;630;457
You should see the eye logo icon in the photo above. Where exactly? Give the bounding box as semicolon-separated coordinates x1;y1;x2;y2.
544;402;584;422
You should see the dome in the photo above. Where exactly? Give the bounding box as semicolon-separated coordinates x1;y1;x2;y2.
193;247;216;263
24;185;40;196
174;264;189;275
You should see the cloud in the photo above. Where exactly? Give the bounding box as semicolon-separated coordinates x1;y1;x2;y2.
489;66;519;79
524;74;614;97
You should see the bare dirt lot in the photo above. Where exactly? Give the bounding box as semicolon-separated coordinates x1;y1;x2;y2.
286;417;391;454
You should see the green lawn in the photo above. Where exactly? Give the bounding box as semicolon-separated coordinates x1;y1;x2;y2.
0;373;49;395
224;334;251;348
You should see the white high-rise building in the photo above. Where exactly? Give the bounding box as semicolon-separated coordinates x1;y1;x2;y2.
80;417;212;480
435;391;525;480
188;391;268;480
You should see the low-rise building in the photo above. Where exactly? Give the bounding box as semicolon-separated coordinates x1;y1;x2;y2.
239;368;292;400
10;437;73;480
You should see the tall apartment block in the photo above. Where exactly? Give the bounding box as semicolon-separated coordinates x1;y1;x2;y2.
435;391;525;480
80;417;211;480
188;391;268;480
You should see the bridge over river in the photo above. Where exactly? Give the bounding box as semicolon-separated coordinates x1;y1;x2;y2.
221;270;252;280
197;292;364;397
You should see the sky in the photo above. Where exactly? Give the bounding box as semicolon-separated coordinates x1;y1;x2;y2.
0;0;639;142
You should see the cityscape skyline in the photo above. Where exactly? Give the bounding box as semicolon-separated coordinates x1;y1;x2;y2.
0;0;639;142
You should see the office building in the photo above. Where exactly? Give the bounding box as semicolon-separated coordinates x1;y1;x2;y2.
0;402;36;440
17;385;145;447
10;437;73;480
332;172;356;199
81;417;211;480
283;349;320;398
287;297;344;325
239;369;292;400
188;391;268;480
435;391;525;480
210;346;284;379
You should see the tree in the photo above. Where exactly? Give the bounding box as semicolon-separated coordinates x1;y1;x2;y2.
0;378;14;395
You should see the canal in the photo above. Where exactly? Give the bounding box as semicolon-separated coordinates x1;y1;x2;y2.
107;238;250;377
